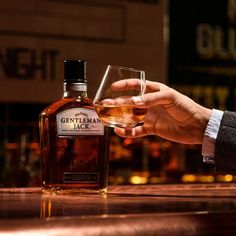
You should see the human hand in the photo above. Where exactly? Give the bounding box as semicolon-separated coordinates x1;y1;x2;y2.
113;79;212;144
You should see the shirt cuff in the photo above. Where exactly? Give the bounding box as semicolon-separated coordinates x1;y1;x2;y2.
202;109;224;163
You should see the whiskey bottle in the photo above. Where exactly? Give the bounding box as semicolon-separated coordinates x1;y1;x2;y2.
39;60;110;194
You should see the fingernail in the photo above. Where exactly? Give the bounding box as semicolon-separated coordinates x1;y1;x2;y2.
132;96;144;105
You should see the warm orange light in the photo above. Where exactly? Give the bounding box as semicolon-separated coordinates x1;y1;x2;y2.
6;143;18;149
197;175;215;183
181;174;197;182
216;174;233;182
129;175;148;185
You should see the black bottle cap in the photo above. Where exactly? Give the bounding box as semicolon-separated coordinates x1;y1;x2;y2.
64;59;87;83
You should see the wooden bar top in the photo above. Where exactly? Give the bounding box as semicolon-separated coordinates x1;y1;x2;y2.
1;184;236;235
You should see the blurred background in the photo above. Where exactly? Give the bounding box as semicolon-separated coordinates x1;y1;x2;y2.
0;0;235;187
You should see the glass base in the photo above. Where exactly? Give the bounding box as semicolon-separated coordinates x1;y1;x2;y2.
101;120;144;129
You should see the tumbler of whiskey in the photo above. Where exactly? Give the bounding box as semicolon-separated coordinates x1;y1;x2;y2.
39;60;110;194
93;65;147;129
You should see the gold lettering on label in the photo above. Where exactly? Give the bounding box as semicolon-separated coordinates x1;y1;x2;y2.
174;86;230;110
196;24;214;59
228;27;236;59
204;87;214;108
196;24;236;60
215;26;228;59
216;87;229;110
192;86;202;102
228;0;236;24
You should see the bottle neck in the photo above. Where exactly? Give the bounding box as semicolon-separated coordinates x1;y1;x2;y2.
63;82;87;98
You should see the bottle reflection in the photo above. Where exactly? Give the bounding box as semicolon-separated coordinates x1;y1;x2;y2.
40;194;108;220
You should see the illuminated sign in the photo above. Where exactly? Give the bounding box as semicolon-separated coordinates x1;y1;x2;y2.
0;48;59;80
169;0;236;110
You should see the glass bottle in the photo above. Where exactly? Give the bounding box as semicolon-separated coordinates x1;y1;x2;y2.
39;60;110;194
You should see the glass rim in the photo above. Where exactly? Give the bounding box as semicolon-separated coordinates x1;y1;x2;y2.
107;64;145;73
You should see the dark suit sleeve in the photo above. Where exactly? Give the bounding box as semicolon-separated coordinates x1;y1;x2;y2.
215;111;236;173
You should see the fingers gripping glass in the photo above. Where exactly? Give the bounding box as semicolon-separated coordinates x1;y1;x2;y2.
93;65;147;129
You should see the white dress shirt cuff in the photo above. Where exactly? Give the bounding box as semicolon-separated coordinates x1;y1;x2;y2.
202;109;224;163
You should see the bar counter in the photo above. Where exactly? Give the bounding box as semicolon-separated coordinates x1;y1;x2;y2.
1;183;236;235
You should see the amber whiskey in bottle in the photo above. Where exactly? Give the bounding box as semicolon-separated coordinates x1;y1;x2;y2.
39;60;110;194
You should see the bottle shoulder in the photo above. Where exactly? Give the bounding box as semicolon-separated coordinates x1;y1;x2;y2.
40;96;94;117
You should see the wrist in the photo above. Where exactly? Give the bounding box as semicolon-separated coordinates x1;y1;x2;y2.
195;106;212;144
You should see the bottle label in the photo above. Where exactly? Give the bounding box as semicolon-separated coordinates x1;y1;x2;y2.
57;108;104;135
64;172;99;183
